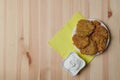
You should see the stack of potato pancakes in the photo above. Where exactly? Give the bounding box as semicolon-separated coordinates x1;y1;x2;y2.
72;20;108;55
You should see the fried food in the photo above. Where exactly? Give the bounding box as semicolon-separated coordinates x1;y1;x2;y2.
80;40;97;55
72;19;109;55
91;25;108;52
94;25;108;38
72;34;89;49
91;21;108;52
76;20;95;37
92;20;108;38
92;34;107;52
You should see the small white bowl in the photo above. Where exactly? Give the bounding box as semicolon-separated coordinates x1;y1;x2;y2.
72;18;110;56
62;52;86;76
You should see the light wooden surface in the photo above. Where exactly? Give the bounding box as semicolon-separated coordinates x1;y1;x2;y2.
0;0;120;80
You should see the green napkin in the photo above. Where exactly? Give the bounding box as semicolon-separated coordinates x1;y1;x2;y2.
48;13;95;63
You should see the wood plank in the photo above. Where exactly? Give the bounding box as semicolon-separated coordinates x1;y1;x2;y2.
29;0;39;80
0;0;120;80
5;0;18;80
16;0;29;80
108;0;120;80
0;0;5;80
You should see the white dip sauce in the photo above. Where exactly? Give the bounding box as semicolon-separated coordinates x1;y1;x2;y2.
62;52;86;76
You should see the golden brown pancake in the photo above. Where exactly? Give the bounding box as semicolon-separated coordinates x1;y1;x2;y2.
72;34;90;49
92;31;107;52
91;22;108;52
95;25;108;38
80;39;97;55
76;20;95;37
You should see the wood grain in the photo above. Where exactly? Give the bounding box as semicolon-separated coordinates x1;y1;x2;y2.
0;0;120;80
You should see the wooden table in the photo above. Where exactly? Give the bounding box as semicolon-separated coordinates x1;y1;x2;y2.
0;0;120;80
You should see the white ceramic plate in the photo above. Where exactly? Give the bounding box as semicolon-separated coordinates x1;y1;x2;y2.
72;18;110;56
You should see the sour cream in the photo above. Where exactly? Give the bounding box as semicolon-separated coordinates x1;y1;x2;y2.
62;52;86;76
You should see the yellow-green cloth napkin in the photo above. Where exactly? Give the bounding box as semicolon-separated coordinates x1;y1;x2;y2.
48;13;95;63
